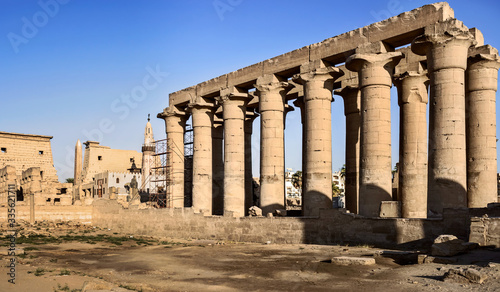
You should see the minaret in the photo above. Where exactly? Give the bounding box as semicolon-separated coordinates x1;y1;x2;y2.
74;139;82;185
141;114;155;192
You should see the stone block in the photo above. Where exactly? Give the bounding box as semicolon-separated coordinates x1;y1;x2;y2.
379;201;401;218
431;235;468;257
331;256;376;266
248;206;262;217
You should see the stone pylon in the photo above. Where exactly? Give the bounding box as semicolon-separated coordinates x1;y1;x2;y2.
217;87;249;217
412;19;475;216
466;45;500;207
394;70;429;218
346;42;403;217
294;60;343;217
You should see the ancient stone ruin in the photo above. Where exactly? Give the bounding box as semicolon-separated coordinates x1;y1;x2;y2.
157;2;500;219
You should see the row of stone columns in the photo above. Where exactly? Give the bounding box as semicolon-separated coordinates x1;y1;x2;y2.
159;20;499;218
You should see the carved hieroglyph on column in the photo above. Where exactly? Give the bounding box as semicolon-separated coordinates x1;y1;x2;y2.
394;71;429;218
294;61;343;217
466;45;500;207
212;117;224;215
255;75;294;215
334;86;361;214
188;99;215;214
346;47;403;217
217;87;249;217
158;107;187;208
412;20;475;215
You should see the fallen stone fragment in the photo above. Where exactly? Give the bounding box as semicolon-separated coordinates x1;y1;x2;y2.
431;235;468;257
331;256;376;266
248;206;262;217
443;268;488;284
418;254;457;264
274;209;287;217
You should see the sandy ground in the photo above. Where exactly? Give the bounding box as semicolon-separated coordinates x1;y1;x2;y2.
0;224;499;292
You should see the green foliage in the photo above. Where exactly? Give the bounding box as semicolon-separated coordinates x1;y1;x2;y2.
34;268;45;276
291;171;302;190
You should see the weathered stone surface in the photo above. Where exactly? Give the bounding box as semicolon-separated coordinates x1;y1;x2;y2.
417;254;457;264
443;268;488;284
274;209;287;217
379;201;401;218
248;206;262;217
431;235;468;257
331;256;376;266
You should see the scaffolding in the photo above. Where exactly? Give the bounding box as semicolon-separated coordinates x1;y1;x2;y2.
146;139;168;208
143;124;193;208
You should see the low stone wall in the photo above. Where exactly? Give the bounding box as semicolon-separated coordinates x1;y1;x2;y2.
0;205;93;224
91;200;471;249
469;217;500;248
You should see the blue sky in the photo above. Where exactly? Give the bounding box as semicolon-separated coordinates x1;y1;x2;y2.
1;0;499;182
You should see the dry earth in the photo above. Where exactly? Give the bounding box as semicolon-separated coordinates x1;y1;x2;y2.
0;222;499;292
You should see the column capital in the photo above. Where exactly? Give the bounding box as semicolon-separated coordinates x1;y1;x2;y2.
292;96;304;108
468;45;500;68
346;52;403;72
346;52;403;87
217;87;249;104
334;86;360;116
187;96;216;111
292;65;343;85
467;45;500;92
157;106;188;120
412;19;476;56
245;109;259;122
393;71;429;105
255;74;294;95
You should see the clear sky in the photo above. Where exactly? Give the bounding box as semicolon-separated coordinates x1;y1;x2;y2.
1;0;499;182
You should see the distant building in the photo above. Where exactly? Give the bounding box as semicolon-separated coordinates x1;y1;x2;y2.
285;168;301;209
332;170;345;208
0;131;71;205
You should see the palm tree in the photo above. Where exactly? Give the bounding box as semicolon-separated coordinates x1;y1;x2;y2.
291;171;302;191
65;178;74;184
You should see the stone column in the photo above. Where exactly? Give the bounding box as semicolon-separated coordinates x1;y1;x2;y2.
393;71;429;218
217;87;249;217
158;107;187;208
466;45;500;207
334;86;361;214
412;20;475;215
245;111;258;213
188;100;215;214
212;117;224;215
293;61;343;217
293;97;306;201
255;75;294;215
346;45;403;217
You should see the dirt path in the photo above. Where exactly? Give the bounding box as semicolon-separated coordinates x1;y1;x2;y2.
1;224;499;291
